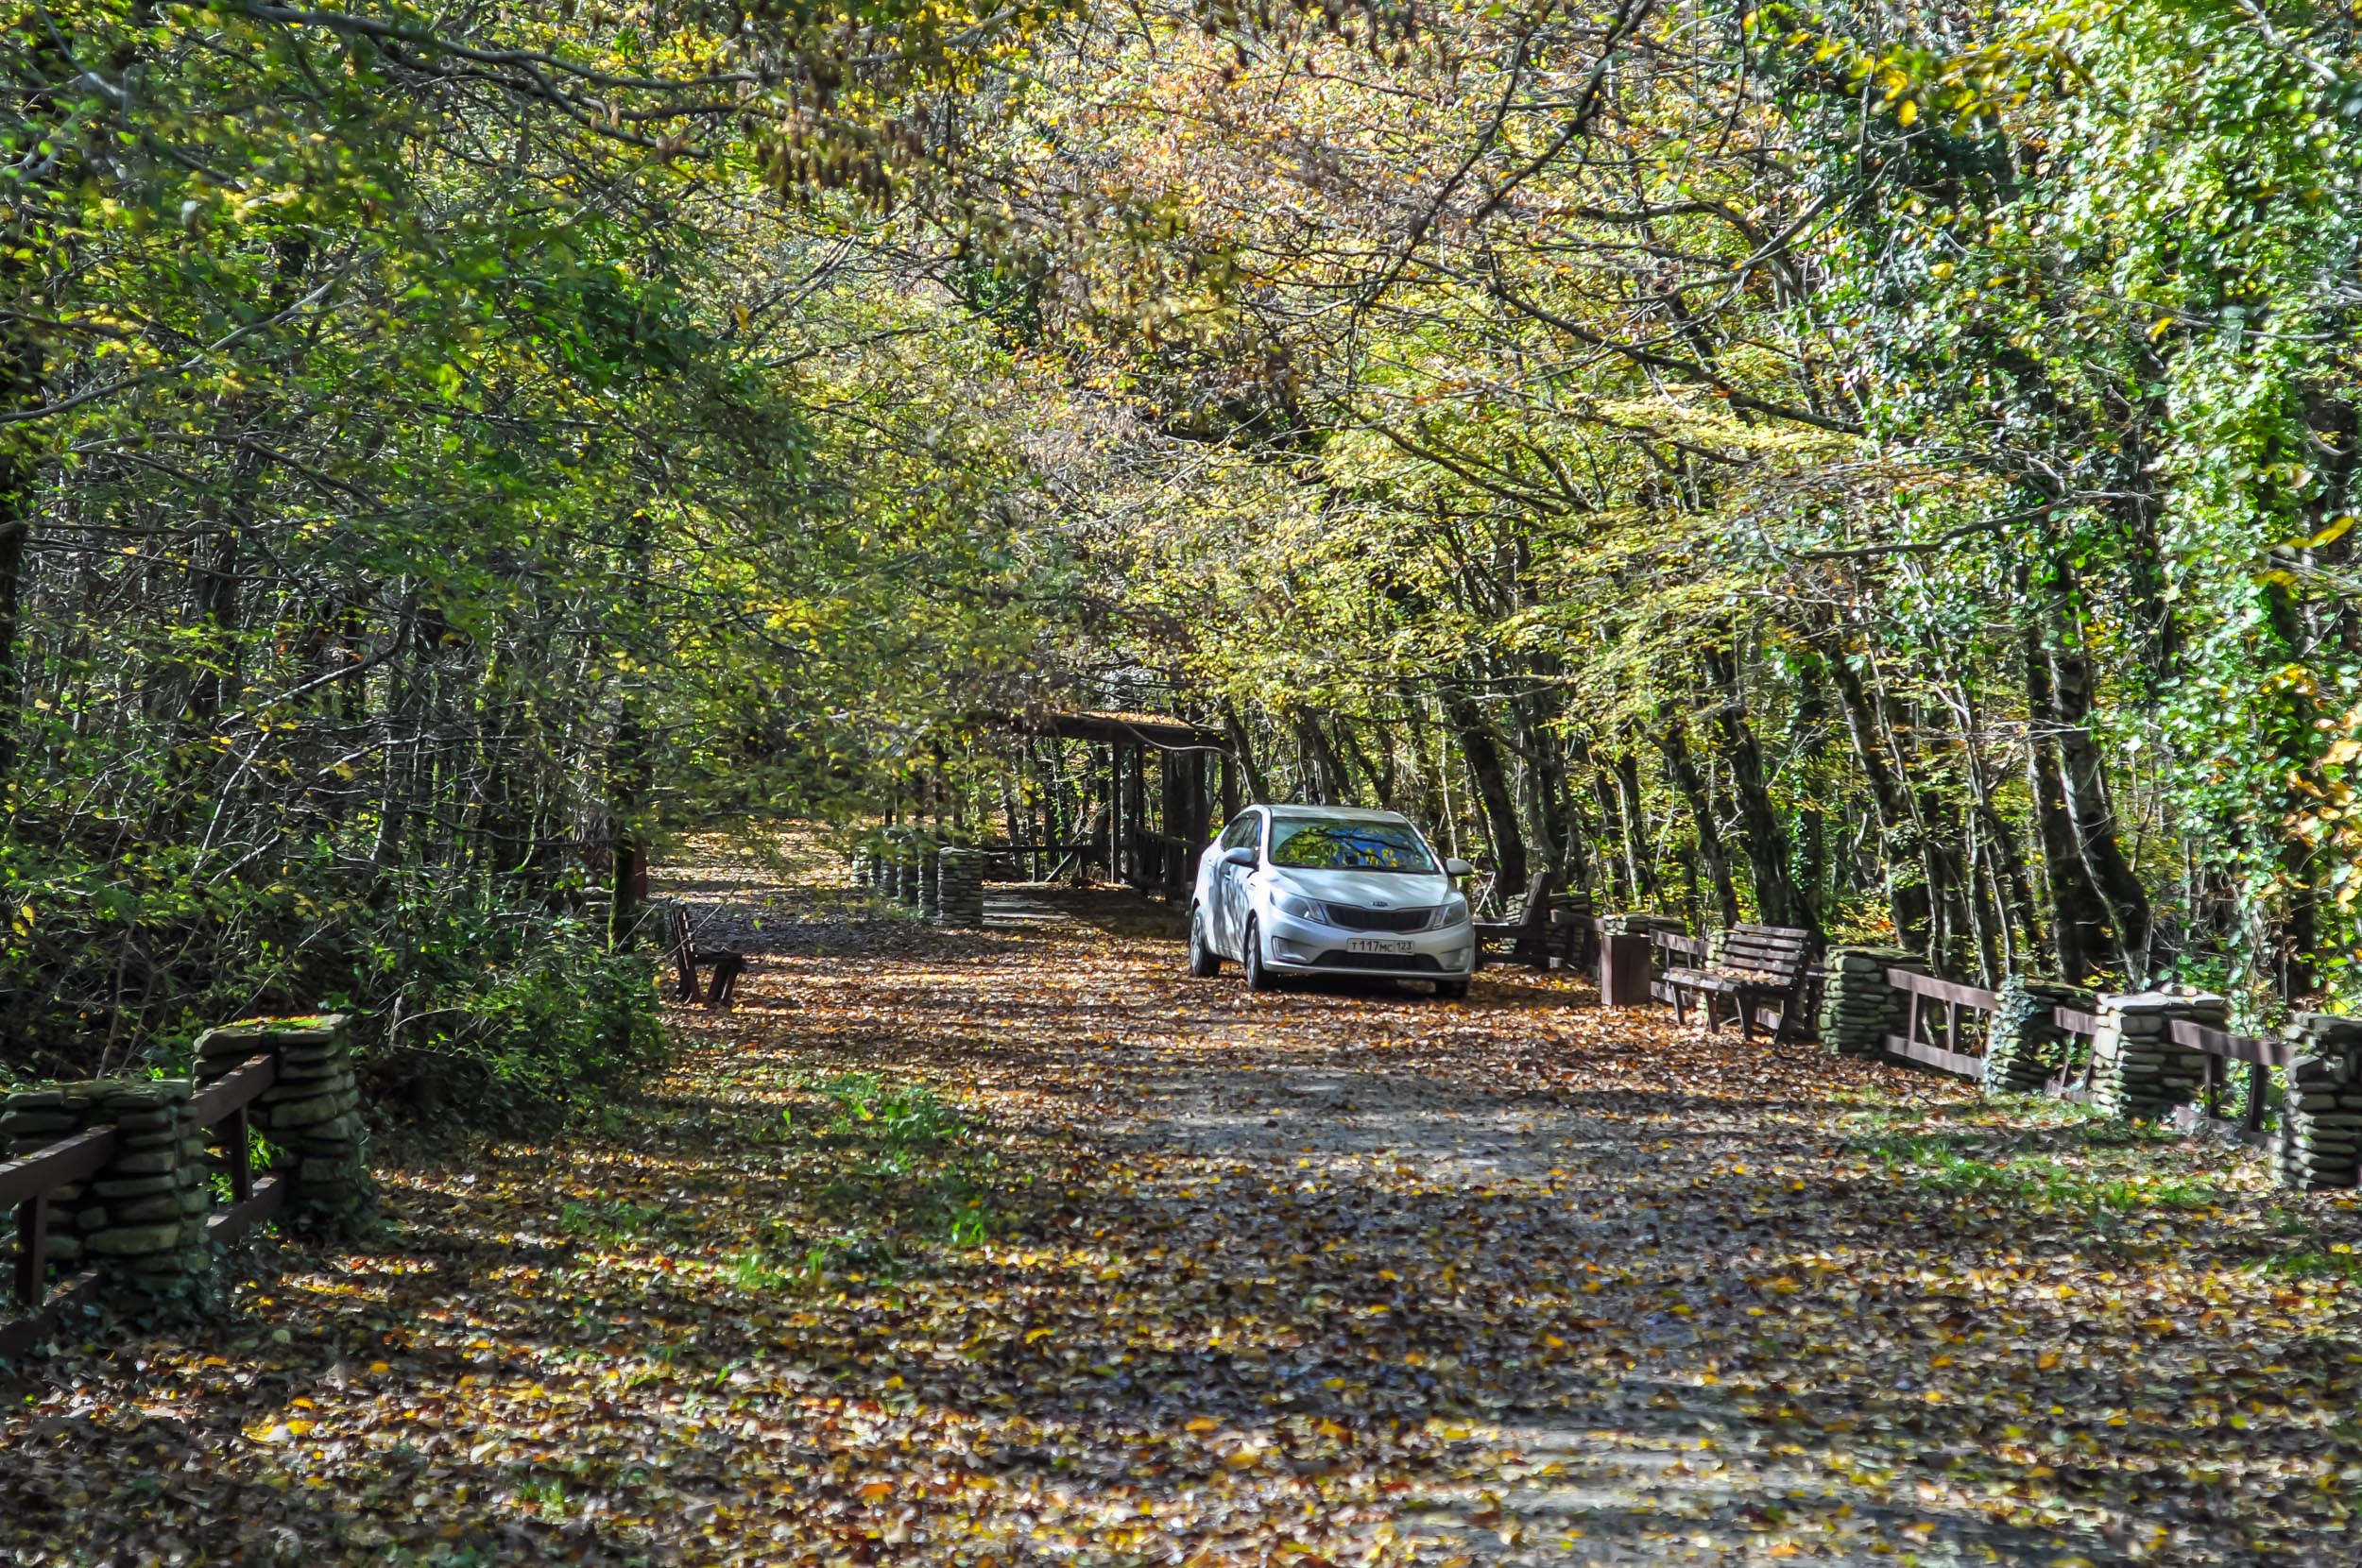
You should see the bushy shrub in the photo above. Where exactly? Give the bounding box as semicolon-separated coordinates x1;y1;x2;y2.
0;840;665;1133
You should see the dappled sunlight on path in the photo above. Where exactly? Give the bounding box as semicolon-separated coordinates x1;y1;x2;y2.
4;872;2359;1565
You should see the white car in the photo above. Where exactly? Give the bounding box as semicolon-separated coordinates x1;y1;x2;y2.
1187;805;1478;997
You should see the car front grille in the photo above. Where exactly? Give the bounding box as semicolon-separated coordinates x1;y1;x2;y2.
1321;904;1435;933
1312;949;1445;973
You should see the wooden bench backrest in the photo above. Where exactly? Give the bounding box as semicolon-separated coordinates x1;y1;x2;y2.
1720;923;1810;980
1510;870;1556;933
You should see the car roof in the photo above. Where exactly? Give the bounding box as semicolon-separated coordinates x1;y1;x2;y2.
1264;806;1413;824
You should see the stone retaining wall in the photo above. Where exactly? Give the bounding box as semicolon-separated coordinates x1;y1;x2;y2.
2089;989;2228;1121
1982;976;2097;1095
2280;1012;2362;1191
1817;946;1923;1056
194;1014;371;1233
2;1080;209;1299
936;849;986;928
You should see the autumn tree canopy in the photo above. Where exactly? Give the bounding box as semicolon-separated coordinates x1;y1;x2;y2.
2;0;2357;1084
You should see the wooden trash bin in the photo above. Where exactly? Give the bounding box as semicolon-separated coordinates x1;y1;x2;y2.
1599;931;1653;1008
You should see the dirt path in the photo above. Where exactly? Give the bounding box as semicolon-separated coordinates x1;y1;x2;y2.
5;860;2360;1566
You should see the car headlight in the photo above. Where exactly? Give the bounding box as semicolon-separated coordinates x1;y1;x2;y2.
1426;896;1471;930
1275;893;1332;925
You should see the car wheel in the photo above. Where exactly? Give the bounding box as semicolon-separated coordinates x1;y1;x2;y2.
1188;905;1222;978
1434;978;1469;1001
1243;918;1278;992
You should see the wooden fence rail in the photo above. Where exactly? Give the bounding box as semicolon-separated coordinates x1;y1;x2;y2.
1884;968;1999;1079
2167;1019;2290;1149
1;1051;287;1359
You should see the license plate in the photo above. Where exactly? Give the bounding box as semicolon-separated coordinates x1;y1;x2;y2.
1346;938;1414;956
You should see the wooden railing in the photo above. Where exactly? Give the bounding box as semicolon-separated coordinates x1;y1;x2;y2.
2167;1018;2291;1149
979;840;1093;883
2049;1007;2103;1095
1130;830;1202;897
1884;968;1999;1078
1;1051;287;1358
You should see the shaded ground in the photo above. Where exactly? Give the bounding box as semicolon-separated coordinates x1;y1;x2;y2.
5;836;2360;1565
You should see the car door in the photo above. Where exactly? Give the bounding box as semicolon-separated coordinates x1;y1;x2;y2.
1212;812;1259;956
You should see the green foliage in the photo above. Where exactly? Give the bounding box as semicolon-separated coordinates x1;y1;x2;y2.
0;1;1076;1097
352;889;668;1131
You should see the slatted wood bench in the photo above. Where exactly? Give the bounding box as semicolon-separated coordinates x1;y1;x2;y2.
670;902;745;1010
1664;922;1811;1043
1472;874;1594;971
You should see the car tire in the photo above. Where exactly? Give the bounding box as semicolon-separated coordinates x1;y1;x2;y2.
1435;979;1469;1001
1243;918;1277;992
1189;905;1222;977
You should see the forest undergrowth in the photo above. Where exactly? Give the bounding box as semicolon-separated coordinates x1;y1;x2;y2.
3;847;2358;1566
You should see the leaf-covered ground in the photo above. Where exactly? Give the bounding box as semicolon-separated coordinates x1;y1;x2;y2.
6;845;2361;1565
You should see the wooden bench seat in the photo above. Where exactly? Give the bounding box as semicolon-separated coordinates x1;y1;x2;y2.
670;902;745;1010
1665;922;1810;1042
1471;873;1594;972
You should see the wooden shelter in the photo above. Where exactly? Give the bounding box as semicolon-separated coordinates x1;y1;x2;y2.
991;709;1235;895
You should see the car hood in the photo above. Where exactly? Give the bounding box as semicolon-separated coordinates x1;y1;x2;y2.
1267;867;1450;910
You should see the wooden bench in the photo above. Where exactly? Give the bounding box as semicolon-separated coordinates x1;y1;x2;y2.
1664;922;1811;1042
1472;873;1595;971
670;902;745;1010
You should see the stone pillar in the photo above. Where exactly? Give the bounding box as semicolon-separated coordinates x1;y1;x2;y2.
2279;1013;2362;1190
1982;975;2098;1095
195;1014;371;1234
1;1080;210;1300
935;848;987;928
917;844;943;922
1817;946;1921;1056
2089;988;2227;1122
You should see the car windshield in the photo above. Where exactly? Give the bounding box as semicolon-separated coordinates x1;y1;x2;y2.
1268;818;1437;874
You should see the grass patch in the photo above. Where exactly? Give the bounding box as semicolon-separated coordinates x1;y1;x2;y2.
1853;1128;2227;1214
2252;1245;2362;1282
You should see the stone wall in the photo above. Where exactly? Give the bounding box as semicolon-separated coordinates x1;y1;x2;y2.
195;1014;372;1234
1817;946;1922;1056
1982;976;2098;1095
2279;1013;2362;1191
1597;913;1686;937
2089;989;2228;1121
1;1081;210;1300
0;1014;376;1325
917;845;942;922
936;848;986;928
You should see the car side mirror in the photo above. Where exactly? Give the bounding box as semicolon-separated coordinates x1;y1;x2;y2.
1444;858;1476;878
1223;846;1258;868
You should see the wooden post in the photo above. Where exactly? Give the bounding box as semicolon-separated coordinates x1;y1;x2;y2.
14;1192;44;1309
225;1104;253;1203
1134;741;1153;888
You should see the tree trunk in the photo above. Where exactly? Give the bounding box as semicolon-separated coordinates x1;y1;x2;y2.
1820;633;1932;953
1702;644;1810;933
1221;700;1274;804
1615;747;1654;906
2040;562;2154;976
1442;685;1527;898
1657;707;1738;928
0;281;41;782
